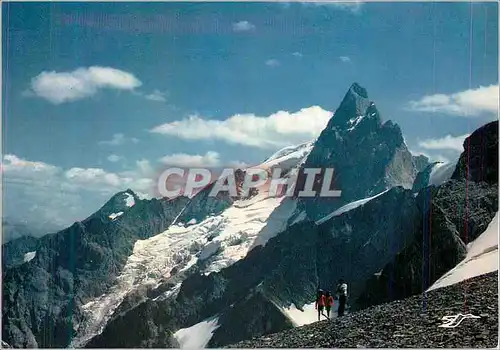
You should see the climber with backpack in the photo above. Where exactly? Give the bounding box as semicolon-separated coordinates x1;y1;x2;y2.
315;289;326;321
335;279;348;317
325;291;334;318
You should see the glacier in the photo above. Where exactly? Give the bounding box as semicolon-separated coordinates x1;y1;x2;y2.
72;140;313;346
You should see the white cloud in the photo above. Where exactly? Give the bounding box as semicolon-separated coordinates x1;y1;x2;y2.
408;85;499;117
418;134;470;152
159;151;221;168
292;52;303;58
145;89;167;102
232;21;255;32
150;106;332;149
107;154;124;163
265;59;280;67
339;56;351;63
99;133;139;146
29;66;142;104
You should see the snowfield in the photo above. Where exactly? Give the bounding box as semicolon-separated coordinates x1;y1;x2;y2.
263;140;314;165
173;315;220;349
427;211;498;292
72;141;313;346
428;160;457;187
315;189;391;225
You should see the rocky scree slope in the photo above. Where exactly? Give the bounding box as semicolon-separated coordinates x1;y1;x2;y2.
2;190;189;348
231;271;498;348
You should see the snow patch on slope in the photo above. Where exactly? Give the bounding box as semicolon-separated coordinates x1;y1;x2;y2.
174;315;220;349
427;212;499;292
73;140;311;346
316;189;391;225
23;251;36;263
282;302;319;326
108;212;124;221
74;195;295;345
263;140;315;164
428;161;456;187
290;211;307;226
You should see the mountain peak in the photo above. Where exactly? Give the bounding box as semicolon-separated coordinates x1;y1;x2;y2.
327;83;372;128
349;82;369;99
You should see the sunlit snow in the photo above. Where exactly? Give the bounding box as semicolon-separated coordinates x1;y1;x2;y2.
72;140;313;346
347;115;364;131
108;212;124;220
174;315;220;349
428;160;457;187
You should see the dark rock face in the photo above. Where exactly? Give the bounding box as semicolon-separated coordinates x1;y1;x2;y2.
452;120;498;185
2;192;189;348
296;83;420;221
411;162;440;192
230;271;498;348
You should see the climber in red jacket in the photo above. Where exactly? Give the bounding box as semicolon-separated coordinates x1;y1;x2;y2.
325;291;334;318
315;289;326;321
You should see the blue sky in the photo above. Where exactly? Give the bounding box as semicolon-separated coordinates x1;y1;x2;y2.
2;1;498;230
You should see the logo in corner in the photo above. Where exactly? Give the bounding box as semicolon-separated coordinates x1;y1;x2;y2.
438;313;481;328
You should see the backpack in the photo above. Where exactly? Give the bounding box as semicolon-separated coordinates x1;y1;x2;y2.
337;283;347;296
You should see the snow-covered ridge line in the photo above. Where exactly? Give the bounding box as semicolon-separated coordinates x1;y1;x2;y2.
315;189;391;225
427;211;499;292
263;140;315;164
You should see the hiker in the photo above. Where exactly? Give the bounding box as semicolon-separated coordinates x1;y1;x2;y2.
335;279;348;317
315;289;325;321
325;291;334;318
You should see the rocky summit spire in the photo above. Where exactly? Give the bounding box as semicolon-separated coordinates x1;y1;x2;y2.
326;82;377;129
298;82;417;220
